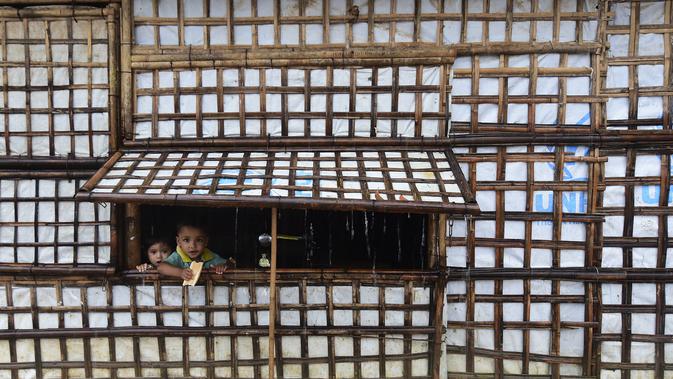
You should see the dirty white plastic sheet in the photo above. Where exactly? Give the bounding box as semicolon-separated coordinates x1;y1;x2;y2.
1;19;109;158
0;179;110;265
134;66;444;139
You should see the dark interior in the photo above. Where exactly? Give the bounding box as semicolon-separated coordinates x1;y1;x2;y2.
140;205;428;269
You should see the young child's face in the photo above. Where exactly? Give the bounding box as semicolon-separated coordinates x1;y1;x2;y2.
147;242;171;266
176;226;208;260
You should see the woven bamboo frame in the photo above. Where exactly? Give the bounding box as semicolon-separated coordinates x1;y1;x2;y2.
0;174;113;267
0;273;437;379
0;6;116;159
127;0;599;51
129;64;452;140
445;143;603;377
441;1;673;377
0;0;672;378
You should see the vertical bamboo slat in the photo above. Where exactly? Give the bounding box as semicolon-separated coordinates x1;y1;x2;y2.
121;0;133;141
268;207;278;379
125;203;141;268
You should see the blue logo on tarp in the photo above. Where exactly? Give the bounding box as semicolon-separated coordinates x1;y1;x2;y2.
533;191;588;213
533;145;589;213
639;157;673;205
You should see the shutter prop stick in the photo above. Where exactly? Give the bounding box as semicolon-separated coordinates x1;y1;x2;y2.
268;208;278;379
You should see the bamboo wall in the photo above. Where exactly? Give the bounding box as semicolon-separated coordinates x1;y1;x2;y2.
444;1;673;378
0;0;671;379
0;4;116;274
132;65;448;139
0;176;111;266
0;7;115;158
0;274;436;379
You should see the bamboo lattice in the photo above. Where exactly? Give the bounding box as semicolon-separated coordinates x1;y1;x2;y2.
0;0;671;378
0;7;115;158
0;274;436;379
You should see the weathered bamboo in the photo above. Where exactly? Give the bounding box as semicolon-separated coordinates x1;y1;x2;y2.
0;265;115;275
431;214;447;379
133;46;456;61
108;4;120;151
0;1;670;378
109;203;119;272
76;191;480;215
0;7;113;17
445;268;673;281
454;66;594;77
5;264;673;282
117;131;673;148
78;151;122;192
121;269;442;282
127;10;599;25
120;0;133;141
268;207;278;379
124;203;141;268
130;57;454;69
0;325;436;339
0;170;95;179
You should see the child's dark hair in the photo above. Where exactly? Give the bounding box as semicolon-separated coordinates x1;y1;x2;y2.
140;237;172;263
144;237;172;251
175;220;209;236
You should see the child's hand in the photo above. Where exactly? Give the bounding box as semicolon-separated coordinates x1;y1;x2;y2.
136;263;152;272
180;269;193;280
213;264;227;274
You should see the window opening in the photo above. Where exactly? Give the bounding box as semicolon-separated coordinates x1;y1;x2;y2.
137;206;428;270
139;205;269;268
274;209;428;269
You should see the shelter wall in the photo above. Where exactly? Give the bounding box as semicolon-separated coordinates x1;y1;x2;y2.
441;1;673;378
132;65;448;139
0;176;111;266
0;275;435;379
0;0;672;378
0;7;114;158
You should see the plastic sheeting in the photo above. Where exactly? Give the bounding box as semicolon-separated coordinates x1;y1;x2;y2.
134;66;444;139
0;18;110;158
0;281;433;378
0;178;111;265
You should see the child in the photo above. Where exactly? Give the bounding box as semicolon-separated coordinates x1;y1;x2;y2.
136;238;172;272
158;222;228;280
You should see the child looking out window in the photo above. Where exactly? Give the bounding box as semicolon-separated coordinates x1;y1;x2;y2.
136;238;172;272
158;222;228;280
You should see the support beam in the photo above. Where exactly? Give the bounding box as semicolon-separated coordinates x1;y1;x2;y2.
268;207;278;379
122;131;673;150
120;0;133;141
431;214;447;379
125;203;142;269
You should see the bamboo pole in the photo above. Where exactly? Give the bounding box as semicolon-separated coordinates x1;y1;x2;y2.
0;171;95;179
75;192;481;215
268;207;278;379
78;151;122;192
432;214;447;379
0;7;112;18
130;57;454;69
0;266;115;275
6;266;673;282
120;0;133;141
118;131;673;149
125;203;141;268
131;46;456;62
0;158;105;169
0;0;116;5
0;325;436;339
108;4;120;151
